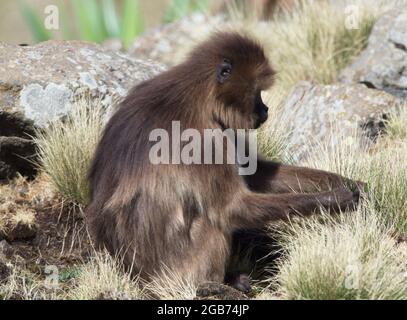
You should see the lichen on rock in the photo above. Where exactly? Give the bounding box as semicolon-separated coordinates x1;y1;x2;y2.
0;40;165;180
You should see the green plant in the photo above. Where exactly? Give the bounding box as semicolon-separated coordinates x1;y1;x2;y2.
18;0;52;42
164;0;211;23
20;0;144;48
59;267;82;283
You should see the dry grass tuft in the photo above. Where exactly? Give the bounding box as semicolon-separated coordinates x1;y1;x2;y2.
67;251;145;300
258;87;293;162
385;106;407;142
146;266;198;300
268;115;407;299
272;207;407;300
234;0;379;95
0;176;42;239
302;120;407;235
34;98;105;206
0;267;59;300
365;143;407;235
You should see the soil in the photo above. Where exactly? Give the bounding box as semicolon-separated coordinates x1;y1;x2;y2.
0;177;91;299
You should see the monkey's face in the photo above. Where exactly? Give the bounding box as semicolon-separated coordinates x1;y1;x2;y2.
215;58;274;130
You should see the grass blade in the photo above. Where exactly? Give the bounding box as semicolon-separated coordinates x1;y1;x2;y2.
72;0;107;43
121;0;144;49
164;0;191;23
18;0;52;43
101;0;121;38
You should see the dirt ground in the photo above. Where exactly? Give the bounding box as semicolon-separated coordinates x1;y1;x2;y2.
0;176;92;299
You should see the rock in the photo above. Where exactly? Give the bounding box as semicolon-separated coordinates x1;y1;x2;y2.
102;38;124;52
196;282;248;300
0;136;37;180
129;13;226;67
0;40;165;127
279;82;400;161
340;7;407;100
0;40;164;180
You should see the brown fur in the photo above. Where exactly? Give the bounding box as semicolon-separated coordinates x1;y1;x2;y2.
86;32;362;288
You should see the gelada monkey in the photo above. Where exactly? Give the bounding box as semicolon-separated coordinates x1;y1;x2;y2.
86;32;362;292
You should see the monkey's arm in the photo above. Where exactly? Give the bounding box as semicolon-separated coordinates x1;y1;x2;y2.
244;158;360;194
229;187;358;230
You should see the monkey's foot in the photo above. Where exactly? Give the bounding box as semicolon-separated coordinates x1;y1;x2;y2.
227;273;252;293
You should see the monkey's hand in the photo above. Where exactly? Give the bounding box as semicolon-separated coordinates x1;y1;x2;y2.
325;187;361;213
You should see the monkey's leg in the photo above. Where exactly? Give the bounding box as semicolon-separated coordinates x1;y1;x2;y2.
229;187;359;229
225;227;279;292
226;188;358;281
224;273;251;293
245;159;363;194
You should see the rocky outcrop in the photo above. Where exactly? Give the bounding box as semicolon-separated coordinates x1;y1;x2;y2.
0;136;36;180
0;40;164;180
340;7;407;100
0;40;165;127
279;82;400;161
129;13;226;67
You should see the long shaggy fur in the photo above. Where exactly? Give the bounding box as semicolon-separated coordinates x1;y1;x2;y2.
86;32;362;287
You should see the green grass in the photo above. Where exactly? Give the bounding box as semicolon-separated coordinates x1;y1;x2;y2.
20;0;213;48
18;0;52;42
20;0;145;49
164;0;211;23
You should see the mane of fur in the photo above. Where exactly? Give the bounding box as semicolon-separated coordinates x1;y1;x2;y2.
86;32;272;280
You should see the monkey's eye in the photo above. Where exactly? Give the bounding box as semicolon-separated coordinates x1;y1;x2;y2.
217;59;232;84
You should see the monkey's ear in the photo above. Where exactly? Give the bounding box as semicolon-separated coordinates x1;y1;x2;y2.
217;59;232;84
